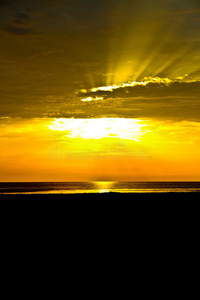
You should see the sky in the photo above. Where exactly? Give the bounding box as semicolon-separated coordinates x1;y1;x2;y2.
0;0;200;181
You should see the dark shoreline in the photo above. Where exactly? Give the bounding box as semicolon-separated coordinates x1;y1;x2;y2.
1;193;198;223
0;192;199;200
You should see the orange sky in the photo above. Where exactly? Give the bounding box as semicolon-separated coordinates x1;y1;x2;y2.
0;117;199;181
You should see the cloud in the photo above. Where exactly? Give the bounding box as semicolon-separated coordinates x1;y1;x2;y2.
78;79;200;100
75;79;200;122
0;78;200;122
4;12;34;35
11;12;32;27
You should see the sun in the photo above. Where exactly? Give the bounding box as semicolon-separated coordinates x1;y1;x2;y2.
47;118;150;142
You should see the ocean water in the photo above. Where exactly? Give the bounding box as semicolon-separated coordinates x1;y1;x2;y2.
0;182;200;194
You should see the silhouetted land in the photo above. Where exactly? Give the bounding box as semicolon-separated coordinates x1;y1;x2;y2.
0;192;199;200
1;193;198;227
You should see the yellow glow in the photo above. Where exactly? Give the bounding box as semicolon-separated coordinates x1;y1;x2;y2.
90;81;147;92
80;89;87;93
82;77;173;94
47;118;150;141
82;96;104;102
94;181;115;193
0;118;200;181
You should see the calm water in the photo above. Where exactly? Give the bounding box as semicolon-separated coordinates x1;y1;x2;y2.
0;182;200;194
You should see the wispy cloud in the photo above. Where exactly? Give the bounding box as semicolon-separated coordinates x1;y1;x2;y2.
78;76;199;101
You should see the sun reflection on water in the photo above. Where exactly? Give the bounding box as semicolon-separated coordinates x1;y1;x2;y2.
94;181;115;193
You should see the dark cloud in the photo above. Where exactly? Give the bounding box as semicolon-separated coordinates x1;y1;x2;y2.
1;10;34;35
78;81;200;100
5;26;34;35
75;81;200;121
0;80;199;122
11;12;32;27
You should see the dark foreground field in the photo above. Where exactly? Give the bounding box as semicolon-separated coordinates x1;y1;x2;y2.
1;193;198;225
0;192;199;200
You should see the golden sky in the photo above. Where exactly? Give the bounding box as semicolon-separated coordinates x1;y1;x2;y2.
0;0;200;181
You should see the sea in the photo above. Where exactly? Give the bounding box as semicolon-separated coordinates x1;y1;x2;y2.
0;182;200;194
